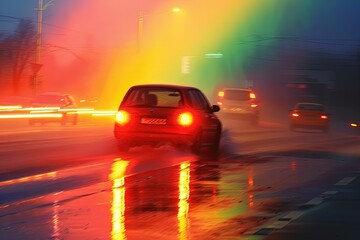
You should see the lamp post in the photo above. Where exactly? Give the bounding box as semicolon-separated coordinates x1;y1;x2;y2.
137;7;181;51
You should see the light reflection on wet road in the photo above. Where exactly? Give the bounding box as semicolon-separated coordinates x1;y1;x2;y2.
0;146;356;239
0;117;360;239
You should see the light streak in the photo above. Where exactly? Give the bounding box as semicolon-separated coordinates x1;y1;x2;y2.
178;162;190;240
0;105;22;110
0;172;57;187
52;199;60;239
247;167;254;208
0;113;62;119
110;159;129;240
22;107;61;111
92;110;117;117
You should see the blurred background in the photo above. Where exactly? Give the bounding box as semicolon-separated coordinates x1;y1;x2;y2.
0;0;359;114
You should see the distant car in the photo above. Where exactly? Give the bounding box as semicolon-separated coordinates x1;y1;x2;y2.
29;92;78;125
289;102;329;132
0;96;32;108
216;88;259;125
350;121;360;135
114;84;222;154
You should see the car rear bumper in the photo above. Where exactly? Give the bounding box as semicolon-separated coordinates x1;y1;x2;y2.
220;111;258;120
290;119;328;126
114;130;196;146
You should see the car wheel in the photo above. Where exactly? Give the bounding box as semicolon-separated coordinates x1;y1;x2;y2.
208;126;221;155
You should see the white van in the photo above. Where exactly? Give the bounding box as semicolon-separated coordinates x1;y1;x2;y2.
217;88;259;125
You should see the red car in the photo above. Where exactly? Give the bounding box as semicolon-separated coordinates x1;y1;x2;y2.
114;84;222;154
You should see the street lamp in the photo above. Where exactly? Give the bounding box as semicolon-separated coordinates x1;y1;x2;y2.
137;7;181;51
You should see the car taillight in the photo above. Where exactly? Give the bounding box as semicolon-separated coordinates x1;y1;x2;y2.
250;92;256;99
251;103;258;108
177;112;194;127
218;91;224;97
320;115;328;119
292;113;299;117
115;110;130;125
351;123;358;127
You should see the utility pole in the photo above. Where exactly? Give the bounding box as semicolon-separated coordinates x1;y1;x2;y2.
137;11;144;52
32;0;43;97
32;0;54;97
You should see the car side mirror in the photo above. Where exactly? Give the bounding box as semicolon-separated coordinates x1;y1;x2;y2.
212;105;220;113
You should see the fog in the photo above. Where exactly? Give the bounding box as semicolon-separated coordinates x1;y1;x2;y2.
0;0;359;112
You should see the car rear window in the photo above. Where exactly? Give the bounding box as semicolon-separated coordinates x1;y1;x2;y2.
223;90;250;101
297;104;324;111
124;88;183;108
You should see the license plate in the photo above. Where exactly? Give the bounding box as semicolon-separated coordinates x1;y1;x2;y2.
140;118;167;125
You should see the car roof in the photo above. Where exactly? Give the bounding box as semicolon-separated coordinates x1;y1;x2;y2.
130;84;200;90
220;88;253;92
296;102;324;106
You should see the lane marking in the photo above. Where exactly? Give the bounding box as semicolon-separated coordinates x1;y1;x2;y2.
322;191;337;195
259;211;304;231
305;197;323;205
264;219;290;229
282;211;304;220
248;187;346;236
335;177;356;186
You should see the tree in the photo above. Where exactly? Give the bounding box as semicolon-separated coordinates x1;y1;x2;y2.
0;19;36;95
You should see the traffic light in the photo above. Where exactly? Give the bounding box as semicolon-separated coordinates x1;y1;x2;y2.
181;56;191;74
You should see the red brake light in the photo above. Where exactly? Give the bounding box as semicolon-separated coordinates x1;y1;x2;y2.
218;91;224;97
351;123;358;127
292;113;299;117
177;112;194;126
115;110;130;125
320;115;328;119
250;92;256;99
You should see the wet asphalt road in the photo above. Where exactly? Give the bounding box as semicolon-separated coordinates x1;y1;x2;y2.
0;116;360;239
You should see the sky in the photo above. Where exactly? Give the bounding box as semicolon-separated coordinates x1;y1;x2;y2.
1;0;360;106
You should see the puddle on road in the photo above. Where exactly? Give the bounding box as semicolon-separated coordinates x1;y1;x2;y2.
0;148;336;239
